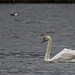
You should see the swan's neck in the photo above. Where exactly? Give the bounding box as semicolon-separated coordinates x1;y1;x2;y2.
45;39;52;61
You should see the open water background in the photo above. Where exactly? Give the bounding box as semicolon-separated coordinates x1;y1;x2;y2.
0;4;75;75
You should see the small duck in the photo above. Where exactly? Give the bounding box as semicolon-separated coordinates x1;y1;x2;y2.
10;13;18;16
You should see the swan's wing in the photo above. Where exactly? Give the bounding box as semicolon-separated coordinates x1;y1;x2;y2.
51;48;75;62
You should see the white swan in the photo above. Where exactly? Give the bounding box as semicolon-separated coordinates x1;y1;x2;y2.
42;36;75;63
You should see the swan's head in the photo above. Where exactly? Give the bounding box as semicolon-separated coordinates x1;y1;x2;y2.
41;36;52;43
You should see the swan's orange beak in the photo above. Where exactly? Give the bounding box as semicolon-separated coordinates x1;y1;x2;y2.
41;38;45;43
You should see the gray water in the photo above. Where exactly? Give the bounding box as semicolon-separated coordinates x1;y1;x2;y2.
0;4;75;75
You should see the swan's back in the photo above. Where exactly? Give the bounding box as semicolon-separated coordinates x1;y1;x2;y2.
50;48;75;63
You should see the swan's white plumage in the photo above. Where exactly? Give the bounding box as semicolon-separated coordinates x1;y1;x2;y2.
50;48;75;62
42;36;75;63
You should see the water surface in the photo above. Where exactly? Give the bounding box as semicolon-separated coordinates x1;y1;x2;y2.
0;4;75;75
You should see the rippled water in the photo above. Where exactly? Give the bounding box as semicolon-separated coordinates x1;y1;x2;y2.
0;4;75;75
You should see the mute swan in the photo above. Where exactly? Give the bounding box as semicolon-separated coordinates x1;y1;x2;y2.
42;36;75;63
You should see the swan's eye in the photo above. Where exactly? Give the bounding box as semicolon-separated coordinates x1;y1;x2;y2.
43;38;45;40
43;37;46;40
